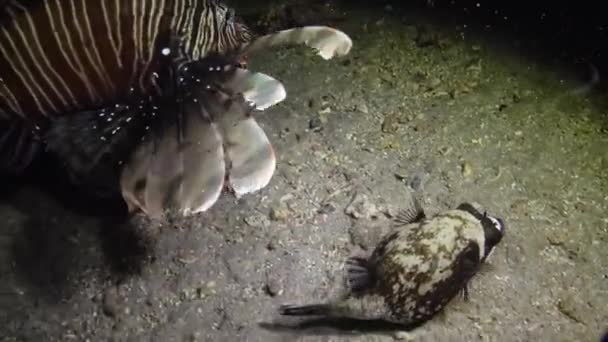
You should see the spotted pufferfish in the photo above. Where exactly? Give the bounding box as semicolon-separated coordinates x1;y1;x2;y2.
279;197;505;329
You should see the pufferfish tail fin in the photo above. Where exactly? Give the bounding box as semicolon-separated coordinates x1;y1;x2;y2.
120;56;283;219
278;304;334;317
241;25;353;60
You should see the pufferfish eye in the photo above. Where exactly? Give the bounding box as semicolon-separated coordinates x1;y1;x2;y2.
487;215;503;232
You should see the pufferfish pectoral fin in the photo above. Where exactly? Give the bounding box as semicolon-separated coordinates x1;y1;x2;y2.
242;25;353;60
345;256;375;293
393;195;426;226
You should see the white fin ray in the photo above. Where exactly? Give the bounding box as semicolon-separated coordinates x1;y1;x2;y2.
227;68;287;111
205;89;277;199
120;137;153;215
224;117;276;197
175;107;226;216
119;52;294;218
119;111;227;219
242;25;353;60
143;124;184;217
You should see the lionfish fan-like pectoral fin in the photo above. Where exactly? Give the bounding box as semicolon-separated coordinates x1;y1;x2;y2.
172;107;226;216
120;107;227;219
243;26;353;60
120;138;153;216
345;256;374;293
226;68;287;111
394;195;426;226
119;123;183;219
142;123;184;217
278;304;333;317
224;117;276;198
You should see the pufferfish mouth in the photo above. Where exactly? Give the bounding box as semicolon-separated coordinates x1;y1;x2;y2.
119;60;286;219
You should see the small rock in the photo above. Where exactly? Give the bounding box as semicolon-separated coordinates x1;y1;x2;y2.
317;202;337;215
102;287;121;318
409;174;425;191
145;295;159;308
438;146;452;155
564;243;585;261
308;98;316;109
266;239;277;251
547;230;568;246
382;113;400;133
263;279;283;297
393;331;414;341
345;193;379;220
461;161;473;178
196;281;217;299
309;117;323;132
189;332;202;342
510;199;529;217
414;26;437;48
357;103;369;114
269;205;289;222
512;93;521;103
349;218;389;249
244;213;270;228
394;171;408;182
428;77;441;88
557;294;586;324
319;107;331;114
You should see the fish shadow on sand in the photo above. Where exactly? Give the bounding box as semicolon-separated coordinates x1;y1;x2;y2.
1;157;158;304
8;213;98;303
258;318;420;338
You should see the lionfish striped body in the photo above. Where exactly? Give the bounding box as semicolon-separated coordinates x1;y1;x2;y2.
0;0;353;218
0;0;250;123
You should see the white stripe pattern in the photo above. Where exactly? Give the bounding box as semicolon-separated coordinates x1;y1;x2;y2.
0;0;252;120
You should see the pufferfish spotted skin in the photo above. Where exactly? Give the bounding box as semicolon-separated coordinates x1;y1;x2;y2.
279;198;505;328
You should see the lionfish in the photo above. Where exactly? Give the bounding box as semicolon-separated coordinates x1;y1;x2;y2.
0;0;352;218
